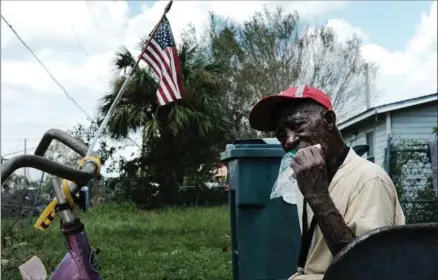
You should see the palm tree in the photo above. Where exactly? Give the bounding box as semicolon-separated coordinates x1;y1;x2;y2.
98;39;231;206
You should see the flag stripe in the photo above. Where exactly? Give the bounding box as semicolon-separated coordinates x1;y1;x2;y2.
144;49;174;102
143;53;161;79
172;49;184;95
157;86;169;105
143;54;173;105
151;40;170;65
150;43;179;98
167;48;181;99
144;42;179;101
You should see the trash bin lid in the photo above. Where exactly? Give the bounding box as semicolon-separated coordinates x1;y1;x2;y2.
221;138;285;161
233;138;281;145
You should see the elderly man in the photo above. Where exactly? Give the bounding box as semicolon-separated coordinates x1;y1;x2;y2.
248;86;405;280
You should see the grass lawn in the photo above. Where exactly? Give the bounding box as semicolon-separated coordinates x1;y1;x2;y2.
1;203;232;280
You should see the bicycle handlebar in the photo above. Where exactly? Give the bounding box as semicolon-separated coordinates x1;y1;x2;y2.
1;128;100;185
1;154;95;184
34;129;88;157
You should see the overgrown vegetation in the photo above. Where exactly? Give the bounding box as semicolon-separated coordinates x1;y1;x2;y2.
1;204;232;280
390;139;437;224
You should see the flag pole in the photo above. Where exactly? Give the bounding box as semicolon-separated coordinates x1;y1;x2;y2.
85;0;174;156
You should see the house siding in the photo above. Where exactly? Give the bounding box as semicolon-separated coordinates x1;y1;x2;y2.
342;118;387;167
391;101;438;143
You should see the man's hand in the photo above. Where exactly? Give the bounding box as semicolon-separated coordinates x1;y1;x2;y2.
290;144;330;200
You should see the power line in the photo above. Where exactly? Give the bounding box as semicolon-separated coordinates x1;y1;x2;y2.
13;139;21;152
2;138;42;142
70;24;107;86
2;14;141;150
68;15;141;150
2;122;74;127
1;14;94;121
2;147;37;157
70;25;91;57
85;1;110;51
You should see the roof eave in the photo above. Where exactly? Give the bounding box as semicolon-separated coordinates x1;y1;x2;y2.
338;93;437;131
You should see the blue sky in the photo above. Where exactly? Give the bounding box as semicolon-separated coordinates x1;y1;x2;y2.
320;1;434;52
126;0;147;14
126;0;433;52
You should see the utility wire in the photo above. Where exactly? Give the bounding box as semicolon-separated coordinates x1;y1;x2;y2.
11;139;22;154
69;13;142;149
69;25;141;149
70;25;107;85
85;1;110;51
70;25;91;57
3;138;44;142
2;147;37;157
1;14;94;121
1;14;141;150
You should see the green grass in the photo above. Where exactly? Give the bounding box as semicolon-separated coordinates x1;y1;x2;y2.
1;203;232;280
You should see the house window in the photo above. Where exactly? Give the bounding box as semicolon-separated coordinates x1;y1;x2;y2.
365;131;374;162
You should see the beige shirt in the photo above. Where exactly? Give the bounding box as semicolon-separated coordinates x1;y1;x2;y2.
289;148;405;280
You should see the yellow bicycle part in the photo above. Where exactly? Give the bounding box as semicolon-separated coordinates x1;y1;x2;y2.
79;156;102;174
34;179;75;231
34;199;58;231
34;156;101;231
62;180;75;207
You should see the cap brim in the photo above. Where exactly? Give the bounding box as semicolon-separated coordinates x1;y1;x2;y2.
249;95;298;131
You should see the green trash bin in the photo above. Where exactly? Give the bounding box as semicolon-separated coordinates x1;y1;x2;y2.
221;138;301;280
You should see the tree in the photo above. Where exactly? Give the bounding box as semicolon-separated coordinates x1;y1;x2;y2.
68;121;120;174
38;122;120;203
1;173;29;193
1;173;45;219
45;140;81;168
98;36;231;207
205;7;377;139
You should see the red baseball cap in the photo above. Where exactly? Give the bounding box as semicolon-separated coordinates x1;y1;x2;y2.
249;85;333;131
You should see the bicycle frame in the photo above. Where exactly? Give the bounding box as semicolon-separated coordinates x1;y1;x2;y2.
17;185;101;280
0;129;102;280
19;180;101;280
50;229;100;280
20;224;100;280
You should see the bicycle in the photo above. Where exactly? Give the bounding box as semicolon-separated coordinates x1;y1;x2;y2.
1;128;103;280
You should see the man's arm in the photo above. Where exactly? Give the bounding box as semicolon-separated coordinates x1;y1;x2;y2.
308;176;400;257
307;194;355;256
291;146;399;257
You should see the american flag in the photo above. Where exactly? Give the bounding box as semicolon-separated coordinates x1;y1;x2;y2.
140;16;183;106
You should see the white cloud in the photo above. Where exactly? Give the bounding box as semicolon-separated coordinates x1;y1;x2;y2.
360;1;437;105
326;18;369;42
1;0;436;179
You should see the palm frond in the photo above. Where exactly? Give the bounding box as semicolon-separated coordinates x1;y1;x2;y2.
143;118;161;140
113;47;136;72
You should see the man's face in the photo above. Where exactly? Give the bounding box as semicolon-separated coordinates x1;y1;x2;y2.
274;101;332;157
